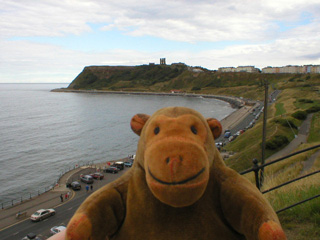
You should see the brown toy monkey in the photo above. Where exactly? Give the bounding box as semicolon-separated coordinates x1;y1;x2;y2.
66;107;286;240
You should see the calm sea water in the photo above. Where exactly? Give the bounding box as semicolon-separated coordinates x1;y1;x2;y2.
0;83;235;203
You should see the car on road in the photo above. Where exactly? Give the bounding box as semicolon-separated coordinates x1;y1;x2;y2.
90;172;104;180
30;209;55;222
113;161;124;170
104;166;119;174
70;181;81;190
224;130;231;138
80;175;94;184
124;161;133;167
21;232;43;240
50;226;66;235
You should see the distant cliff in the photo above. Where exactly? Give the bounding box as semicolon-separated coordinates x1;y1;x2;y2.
67;64;319;100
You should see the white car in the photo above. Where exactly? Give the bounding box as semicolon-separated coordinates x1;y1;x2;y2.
30;208;55;222
50;226;66;235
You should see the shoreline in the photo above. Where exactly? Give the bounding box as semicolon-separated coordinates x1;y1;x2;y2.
51;88;254;109
52;88;257;131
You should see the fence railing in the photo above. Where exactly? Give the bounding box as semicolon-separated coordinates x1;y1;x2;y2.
0;160;95;209
240;144;320;214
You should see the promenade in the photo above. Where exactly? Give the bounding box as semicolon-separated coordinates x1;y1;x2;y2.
0;165;99;230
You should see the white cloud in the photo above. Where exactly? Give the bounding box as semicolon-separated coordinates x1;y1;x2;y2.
0;0;319;82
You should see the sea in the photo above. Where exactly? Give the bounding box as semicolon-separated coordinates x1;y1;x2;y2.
0;83;235;205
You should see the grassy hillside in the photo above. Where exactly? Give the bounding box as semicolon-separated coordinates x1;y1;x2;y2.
67;64;320;101
223;83;320;239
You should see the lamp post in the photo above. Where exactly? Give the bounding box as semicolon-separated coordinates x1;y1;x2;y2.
260;79;268;187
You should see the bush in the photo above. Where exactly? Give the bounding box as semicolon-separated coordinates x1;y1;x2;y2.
291;110;307;120
274;118;298;129
298;99;314;103
266;135;289;150
191;87;201;91
306;105;320;113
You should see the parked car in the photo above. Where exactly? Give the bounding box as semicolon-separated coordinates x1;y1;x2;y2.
50;226;66;235
90;172;104;180
224;130;231;138
104;166;119;174
21;232;43;240
30;209;55;222
124;161;133;167
80;175;94;184
114;161;124;170
70;181;81;190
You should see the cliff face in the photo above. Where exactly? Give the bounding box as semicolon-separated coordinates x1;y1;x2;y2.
68;64;188;90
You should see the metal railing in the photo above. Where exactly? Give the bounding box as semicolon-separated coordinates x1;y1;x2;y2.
240;144;320;214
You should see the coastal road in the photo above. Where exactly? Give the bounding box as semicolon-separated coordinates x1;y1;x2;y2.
0;168;130;240
216;101;263;145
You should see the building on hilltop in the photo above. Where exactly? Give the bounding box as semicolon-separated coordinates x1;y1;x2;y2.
261;65;320;74
218;66;259;73
160;58;166;65
218;67;236;73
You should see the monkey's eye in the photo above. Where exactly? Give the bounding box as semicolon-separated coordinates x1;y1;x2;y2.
154;126;160;135
191;126;197;135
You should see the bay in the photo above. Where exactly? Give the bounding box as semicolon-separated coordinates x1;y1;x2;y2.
0;83;234;203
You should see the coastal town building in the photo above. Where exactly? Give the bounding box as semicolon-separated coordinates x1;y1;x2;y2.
217;64;320;74
261;65;320;74
218;66;260;73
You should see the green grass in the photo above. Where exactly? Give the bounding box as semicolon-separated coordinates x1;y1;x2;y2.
308;112;320;143
275;103;286;116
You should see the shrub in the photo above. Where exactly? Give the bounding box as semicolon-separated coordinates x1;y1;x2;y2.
191;86;201;91
298;99;314;103
291;110;307;120
266;135;289;150
306;105;320;113
274;118;298;129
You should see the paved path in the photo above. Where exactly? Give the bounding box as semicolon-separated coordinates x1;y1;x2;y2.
266;114;313;162
265;113;320;175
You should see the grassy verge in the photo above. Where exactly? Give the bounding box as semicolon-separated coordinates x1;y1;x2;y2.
275;103;286;116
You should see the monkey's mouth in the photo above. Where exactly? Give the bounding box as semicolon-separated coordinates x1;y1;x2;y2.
148;167;205;186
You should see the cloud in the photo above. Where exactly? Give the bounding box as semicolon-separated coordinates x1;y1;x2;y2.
0;0;319;82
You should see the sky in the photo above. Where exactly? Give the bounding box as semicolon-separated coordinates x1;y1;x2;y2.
1;0;320;83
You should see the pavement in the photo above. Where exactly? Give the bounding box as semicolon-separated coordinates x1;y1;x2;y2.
0;162;110;231
265;114;313;162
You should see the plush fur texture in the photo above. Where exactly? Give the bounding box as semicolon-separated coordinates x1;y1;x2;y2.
66;106;286;240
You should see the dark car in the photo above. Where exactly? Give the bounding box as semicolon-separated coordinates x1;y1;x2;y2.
113;162;124;170
70;181;81;190
80;175;94;184
104;166;119;174
21;232;43;240
90;172;104;180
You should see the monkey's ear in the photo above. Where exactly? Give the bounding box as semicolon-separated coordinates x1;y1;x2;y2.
130;114;150;136
207;118;222;139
